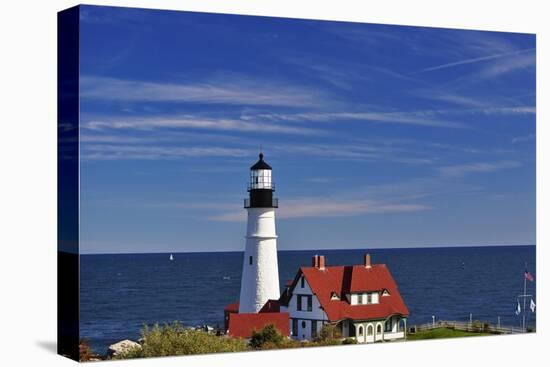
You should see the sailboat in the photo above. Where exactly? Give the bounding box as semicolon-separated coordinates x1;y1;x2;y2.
169;254;174;261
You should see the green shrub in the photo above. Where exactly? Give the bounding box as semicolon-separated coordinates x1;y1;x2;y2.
342;337;358;345
250;324;285;349
114;322;248;359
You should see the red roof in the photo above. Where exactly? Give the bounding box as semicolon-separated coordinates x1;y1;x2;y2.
224;300;280;314
224;302;239;313
292;264;409;322
228;312;290;338
259;299;281;313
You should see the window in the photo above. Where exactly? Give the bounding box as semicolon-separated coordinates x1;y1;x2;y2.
311;320;318;338
385;319;392;332
377;324;382;334
357;294;363;305
367;325;373;336
292;319;298;336
300;276;305;288
307;295;312;311
297;295;302;311
249;256;253;265
302;321;306;329
358;326;364;336
367;293;372;304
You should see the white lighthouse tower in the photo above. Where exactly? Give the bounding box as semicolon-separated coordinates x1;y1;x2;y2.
238;153;280;313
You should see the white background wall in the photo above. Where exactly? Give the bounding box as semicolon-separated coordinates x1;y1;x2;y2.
0;1;548;367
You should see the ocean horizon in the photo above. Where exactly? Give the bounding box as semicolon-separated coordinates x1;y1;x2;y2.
80;245;536;353
78;243;535;256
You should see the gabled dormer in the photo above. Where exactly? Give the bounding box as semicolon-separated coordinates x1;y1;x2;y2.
348;291;380;305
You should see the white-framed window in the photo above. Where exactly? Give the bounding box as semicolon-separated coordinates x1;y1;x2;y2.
292;319;298;336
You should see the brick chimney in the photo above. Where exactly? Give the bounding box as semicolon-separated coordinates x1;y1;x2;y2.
364;253;372;268
312;255;319;267
318;255;326;270
312;255;326;270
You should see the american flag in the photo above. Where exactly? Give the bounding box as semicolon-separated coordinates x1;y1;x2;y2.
525;270;534;282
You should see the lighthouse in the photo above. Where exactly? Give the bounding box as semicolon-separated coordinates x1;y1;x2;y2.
238;153;280;313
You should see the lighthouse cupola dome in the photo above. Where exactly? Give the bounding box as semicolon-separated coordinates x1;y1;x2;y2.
250;153;272;170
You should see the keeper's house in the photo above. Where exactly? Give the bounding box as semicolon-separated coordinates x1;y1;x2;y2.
279;254;409;343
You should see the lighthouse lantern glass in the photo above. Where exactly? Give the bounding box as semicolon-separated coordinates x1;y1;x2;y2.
250;169;272;189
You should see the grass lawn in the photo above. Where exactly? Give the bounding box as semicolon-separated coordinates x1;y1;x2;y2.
407;327;493;341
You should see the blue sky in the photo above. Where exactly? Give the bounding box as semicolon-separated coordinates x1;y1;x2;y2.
78;5;536;254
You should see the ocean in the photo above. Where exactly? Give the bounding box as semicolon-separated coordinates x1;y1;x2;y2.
80;245;536;353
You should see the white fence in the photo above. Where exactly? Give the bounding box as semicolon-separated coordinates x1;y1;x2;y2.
412;320;526;335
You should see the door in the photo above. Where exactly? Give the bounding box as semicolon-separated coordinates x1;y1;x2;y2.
366;324;375;343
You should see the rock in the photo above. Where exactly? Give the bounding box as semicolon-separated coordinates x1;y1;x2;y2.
108;339;141;357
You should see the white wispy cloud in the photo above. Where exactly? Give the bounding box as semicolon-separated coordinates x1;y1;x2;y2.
282;55;423;90
210;198;431;222
512;134;535;144
272;144;383;160
252;111;468;129
476;51;535;79
80;134;154;144
83;116;321;135
438;160;521;177
80;75;324;108
81;144;250;160
415;48;535;74
413;89;488;108
478;106;536;115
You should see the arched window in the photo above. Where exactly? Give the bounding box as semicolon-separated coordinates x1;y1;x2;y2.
301;321;306;329
377;324;382;333
367;325;373;336
358;326;364;336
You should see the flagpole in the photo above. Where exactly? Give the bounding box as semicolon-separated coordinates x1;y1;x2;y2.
523;263;527;332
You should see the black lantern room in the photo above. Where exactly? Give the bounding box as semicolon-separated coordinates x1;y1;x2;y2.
245;153;278;208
